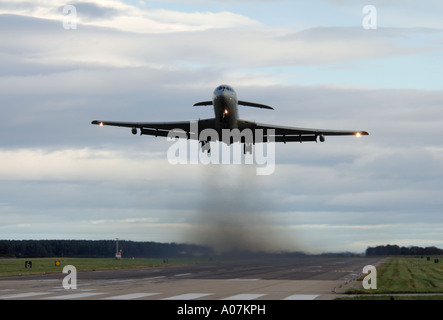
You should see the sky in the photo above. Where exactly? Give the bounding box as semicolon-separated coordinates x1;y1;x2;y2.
0;0;442;254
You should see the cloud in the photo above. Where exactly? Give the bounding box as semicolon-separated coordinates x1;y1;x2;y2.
0;0;442;254
3;4;439;75
319;0;443;29
0;0;261;33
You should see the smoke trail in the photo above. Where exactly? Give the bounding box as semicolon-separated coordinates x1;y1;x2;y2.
183;165;301;254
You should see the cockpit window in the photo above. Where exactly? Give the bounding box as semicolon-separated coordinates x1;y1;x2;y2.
216;85;234;92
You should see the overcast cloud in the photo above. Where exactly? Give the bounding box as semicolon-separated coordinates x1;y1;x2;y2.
0;0;442;254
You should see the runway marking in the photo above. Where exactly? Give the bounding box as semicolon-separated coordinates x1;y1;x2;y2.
52;283;92;289
0;290;322;300
283;294;319;300
222;294;267;300
227;278;260;281
107;279;136;283
163;293;213;300
174;273;191;277
143;276;166;280
42;292;106;300
102;293;160;300
50;288;95;292
0;292;51;299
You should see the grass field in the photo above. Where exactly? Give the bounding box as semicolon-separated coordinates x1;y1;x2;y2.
343;256;443;300
0;257;207;278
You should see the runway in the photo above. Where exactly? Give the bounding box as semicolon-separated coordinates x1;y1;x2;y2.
0;256;384;300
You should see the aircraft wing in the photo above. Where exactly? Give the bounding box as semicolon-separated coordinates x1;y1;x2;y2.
237;119;368;143
91;118;368;143
91;119;216;139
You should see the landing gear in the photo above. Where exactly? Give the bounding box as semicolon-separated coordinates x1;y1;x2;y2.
201;140;211;154
244;143;253;154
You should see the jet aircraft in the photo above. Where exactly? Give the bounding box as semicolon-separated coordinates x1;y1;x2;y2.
92;84;368;153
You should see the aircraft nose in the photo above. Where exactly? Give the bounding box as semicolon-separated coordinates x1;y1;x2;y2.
222;89;234;99
216;91;228;102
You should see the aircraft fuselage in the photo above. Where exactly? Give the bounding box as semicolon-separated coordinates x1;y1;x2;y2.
213;84;239;133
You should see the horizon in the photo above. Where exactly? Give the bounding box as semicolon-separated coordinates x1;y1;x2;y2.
1;0;442;254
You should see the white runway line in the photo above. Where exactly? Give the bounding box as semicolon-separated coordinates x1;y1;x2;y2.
142;276;166;280
1;290;322;300
163;293;213;300
107;279;136;284
222;294;267;300
227;278;260;281
174;273;191;277
283;294;319;300
0;292;51;299
42;292;106;300
102;293;160;300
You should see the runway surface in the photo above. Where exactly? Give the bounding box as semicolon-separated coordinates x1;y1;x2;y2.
0;256;384;300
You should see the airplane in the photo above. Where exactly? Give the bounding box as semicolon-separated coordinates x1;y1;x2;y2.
91;84;368;153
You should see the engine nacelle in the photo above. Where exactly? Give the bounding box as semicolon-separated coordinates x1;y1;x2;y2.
319;135;325;142
131;127;137;135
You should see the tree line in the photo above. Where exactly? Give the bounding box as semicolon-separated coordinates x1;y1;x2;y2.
0;240;214;258
1;240;442;258
365;244;443;256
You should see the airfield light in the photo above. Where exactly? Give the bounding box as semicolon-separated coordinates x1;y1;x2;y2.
224;109;228;115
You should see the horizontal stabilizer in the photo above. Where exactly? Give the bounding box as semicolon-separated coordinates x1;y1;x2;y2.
193;100;273;110
238;100;274;110
193;101;213;107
